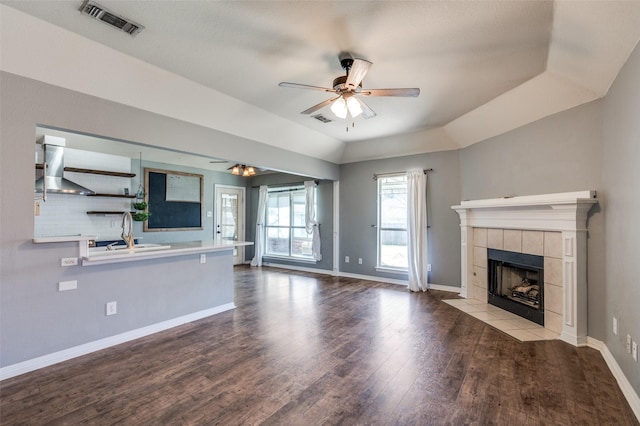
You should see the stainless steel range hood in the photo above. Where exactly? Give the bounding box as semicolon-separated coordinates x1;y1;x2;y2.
35;136;95;198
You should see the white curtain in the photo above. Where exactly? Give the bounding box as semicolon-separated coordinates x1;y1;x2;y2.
304;181;322;261
407;169;429;292
250;185;268;267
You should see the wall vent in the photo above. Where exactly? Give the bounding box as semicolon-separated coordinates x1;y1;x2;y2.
80;1;145;36
312;114;333;123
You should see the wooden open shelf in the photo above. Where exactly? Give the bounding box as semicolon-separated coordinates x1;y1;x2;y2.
87;211;135;215
87;193;136;199
34;164;135;178
64;167;136;178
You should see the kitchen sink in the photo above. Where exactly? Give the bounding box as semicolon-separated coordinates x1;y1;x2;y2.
89;243;171;254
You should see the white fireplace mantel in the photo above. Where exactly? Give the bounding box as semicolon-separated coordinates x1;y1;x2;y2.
452;190;598;347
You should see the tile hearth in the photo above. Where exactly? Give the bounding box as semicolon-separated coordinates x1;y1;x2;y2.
443;298;560;342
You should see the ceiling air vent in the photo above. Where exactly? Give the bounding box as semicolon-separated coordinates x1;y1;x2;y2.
312;114;333;123
80;1;145;36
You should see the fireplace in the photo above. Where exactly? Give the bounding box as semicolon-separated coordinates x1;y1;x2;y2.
487;249;544;325
452;190;597;346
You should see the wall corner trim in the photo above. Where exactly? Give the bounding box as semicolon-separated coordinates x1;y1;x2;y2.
0;303;236;382
587;337;640;421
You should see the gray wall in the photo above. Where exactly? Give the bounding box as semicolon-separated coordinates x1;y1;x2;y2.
602;41;640;394
0;71;337;368
339;150;462;287
459;100;603;200
246;173;334;271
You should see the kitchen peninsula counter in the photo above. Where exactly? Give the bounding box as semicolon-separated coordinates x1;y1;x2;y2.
33;236;252;266
81;240;253;266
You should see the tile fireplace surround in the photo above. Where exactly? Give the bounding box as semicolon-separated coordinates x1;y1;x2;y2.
452;191;598;347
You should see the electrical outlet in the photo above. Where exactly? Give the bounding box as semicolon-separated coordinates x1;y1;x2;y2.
627;334;632;353
613;317;618;335
345;256;349;263
358;258;363;265
633;341;638;362
106;301;117;316
200;254;206;264
427;264;432;272
61;257;78;267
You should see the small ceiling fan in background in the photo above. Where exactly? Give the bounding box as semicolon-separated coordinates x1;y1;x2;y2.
279;52;420;123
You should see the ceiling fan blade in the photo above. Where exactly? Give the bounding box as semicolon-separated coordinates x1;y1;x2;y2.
354;97;377;119
345;59;372;90
301;96;341;115
279;82;336;93
360;88;420;97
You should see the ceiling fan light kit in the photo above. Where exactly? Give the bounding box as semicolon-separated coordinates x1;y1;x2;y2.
231;164;256;177
279;53;420;125
346;96;363;117
330;97;347;119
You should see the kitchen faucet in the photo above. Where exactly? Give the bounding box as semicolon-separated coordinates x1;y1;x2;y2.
121;211;135;249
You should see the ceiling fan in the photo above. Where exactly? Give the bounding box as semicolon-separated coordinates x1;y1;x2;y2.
279;52;420;120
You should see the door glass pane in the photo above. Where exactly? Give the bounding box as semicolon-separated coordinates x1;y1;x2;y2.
220;193;237;240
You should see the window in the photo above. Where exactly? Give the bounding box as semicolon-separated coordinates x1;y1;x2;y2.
377;174;408;270
265;187;314;260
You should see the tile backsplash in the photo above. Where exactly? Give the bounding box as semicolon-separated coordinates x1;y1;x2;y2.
34;146;135;240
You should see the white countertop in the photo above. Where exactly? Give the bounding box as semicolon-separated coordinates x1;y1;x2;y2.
33;235;97;243
81;240;253;266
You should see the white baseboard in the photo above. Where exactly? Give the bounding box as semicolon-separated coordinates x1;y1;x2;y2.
263;262;334;275
588;337;640;421
338;272;461;293
262;263;461;294
0;303;235;381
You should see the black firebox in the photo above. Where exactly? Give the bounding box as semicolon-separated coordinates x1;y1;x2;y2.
487;249;544;325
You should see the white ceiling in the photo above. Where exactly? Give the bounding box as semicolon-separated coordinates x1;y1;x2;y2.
4;1;640;164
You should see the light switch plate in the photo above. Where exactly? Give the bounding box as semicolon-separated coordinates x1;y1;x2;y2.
106;301;117;316
58;280;77;291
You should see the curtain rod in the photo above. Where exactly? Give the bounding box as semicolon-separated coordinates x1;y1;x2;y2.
251;179;319;189
373;169;433;180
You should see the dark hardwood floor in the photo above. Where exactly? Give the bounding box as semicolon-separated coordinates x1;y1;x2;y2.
1;266;637;425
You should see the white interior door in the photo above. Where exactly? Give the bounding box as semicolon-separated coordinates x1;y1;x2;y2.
215;185;245;265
